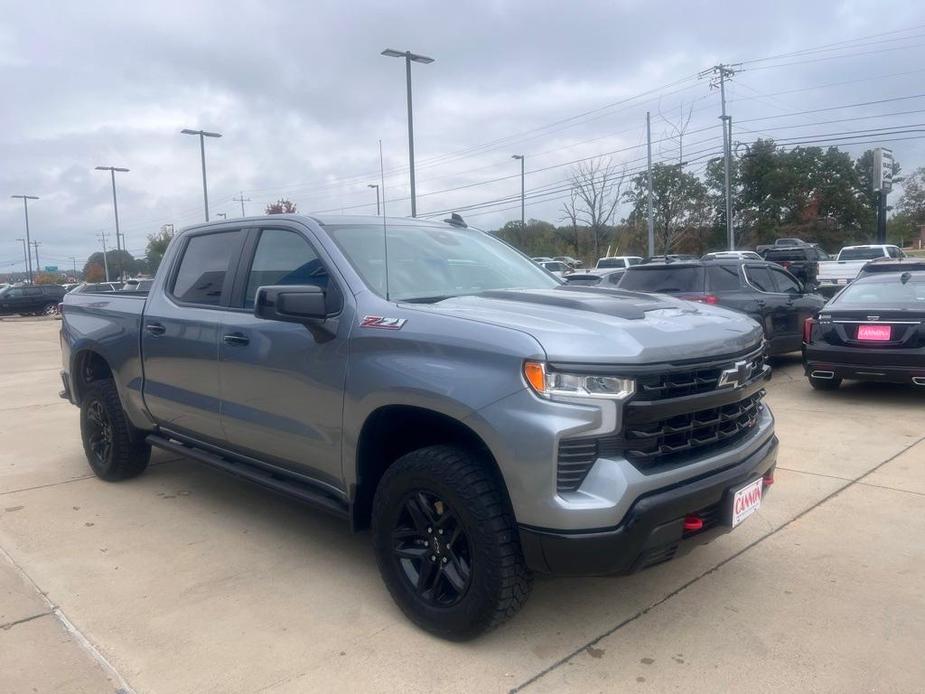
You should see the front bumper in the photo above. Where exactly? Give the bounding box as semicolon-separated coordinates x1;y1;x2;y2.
519;433;778;576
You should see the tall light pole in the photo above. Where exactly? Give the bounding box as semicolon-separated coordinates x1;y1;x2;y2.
30;240;42;273
368;184;380;215
181;128;222;221
381;48;434;217
511;155;525;232
16;238;28;281
11;195;38;284
94;166;129;253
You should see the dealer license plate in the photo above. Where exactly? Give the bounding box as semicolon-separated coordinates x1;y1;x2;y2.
730;478;763;527
837;279;848;285
857;324;891;341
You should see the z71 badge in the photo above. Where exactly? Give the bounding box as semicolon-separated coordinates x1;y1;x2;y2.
360;315;407;330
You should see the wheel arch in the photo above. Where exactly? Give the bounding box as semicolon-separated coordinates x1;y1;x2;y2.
351;405;507;531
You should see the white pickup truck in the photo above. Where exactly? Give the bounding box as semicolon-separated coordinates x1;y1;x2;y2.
816;244;905;297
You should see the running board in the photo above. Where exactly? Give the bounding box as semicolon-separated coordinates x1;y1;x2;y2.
146;434;349;519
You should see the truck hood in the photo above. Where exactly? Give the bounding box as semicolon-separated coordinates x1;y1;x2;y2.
413;287;763;364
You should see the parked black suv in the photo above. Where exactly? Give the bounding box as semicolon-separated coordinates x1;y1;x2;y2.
0;284;66;316
759;245;829;287
618;260;825;354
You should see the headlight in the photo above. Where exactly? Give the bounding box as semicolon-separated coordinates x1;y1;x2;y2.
523;361;635;400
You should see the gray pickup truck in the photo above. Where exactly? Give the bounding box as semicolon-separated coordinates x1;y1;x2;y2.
60;214;777;639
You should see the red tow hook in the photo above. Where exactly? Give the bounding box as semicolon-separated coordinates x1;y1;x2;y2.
683;514;704;532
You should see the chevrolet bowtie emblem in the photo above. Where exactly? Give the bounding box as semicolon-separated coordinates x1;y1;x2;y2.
718;359;753;389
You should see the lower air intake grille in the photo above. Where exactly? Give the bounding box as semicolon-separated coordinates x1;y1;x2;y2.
556;439;597;493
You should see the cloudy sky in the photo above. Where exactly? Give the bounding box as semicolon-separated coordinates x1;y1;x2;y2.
2;0;925;273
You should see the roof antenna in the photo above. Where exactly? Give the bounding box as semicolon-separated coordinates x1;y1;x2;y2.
379;139;390;301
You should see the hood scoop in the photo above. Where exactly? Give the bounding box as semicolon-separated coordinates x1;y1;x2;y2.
476;287;671;320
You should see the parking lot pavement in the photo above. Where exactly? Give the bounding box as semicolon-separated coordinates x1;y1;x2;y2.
0;319;922;694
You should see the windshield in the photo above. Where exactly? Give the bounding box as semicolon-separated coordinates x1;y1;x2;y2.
596;258;623;268
839;247;885;261
619;266;704;293
834;277;925;308
325;223;560;301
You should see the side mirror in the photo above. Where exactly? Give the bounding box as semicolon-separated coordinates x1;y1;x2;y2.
255;285;329;323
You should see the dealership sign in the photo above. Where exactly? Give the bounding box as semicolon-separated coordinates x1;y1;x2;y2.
872;148;893;193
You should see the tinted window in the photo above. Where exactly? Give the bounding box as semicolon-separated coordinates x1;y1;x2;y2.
4;288;23;298
887;246;902;258
627;257;643;266
745;266;775;292
596;258;623;268
839;247;886;261
834;277;925;308
764;248;808;262
607;272;624;285
565;275;601;285
23;287;42;296
706;265;741;292
172;231;240;306
619;267;704;293
244;229;327;308
770;267;801;294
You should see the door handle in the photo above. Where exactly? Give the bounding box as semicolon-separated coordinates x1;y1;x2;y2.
144;322;166;336
222;333;250;346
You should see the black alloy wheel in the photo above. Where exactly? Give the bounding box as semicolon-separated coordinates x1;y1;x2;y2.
85;399;113;466
392;490;472;607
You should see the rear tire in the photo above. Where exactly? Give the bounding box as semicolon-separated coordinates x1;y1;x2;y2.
42;302;59;316
809;375;842;390
80;379;151;481
371;445;532;640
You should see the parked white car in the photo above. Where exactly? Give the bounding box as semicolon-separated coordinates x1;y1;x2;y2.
595;256;643;269
702;250;762;261
817;244;905;296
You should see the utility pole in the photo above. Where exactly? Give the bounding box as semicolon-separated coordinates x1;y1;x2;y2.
233;192;251;217
95;166;129;253
11;195;38;283
30;241;42;274
646;112;655;257
69;256;78;277
700;63;740;250
368;184;380;215
511;155;525;232
97;231;111;282
381;49;435;217
16;238;28;280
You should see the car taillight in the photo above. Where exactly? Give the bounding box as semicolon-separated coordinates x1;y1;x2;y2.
803;317;815;343
678;294;719;305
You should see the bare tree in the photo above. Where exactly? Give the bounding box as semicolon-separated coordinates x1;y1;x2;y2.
658;100;694;166
558;188;581;256
567;156;627;259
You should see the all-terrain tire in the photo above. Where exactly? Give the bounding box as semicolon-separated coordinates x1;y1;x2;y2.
371;445;532;640
80;379;151;481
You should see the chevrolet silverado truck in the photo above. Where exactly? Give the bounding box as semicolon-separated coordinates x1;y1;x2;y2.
60;214;777;639
816;244;905;297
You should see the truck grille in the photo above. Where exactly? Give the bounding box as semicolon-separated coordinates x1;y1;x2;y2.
622;390;764;469
555;347;769;490
635;347;766;401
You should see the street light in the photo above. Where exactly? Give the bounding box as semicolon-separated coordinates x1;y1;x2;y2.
181;128;222;221
512;155;525;232
368;184;380;215
95;166;129;254
16;238;28;282
381;48;434;217
10;195;38;284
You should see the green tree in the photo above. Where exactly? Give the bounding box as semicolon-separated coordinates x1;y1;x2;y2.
145;227;176;274
625;163;711;253
896;167;925;224
83;250;141;280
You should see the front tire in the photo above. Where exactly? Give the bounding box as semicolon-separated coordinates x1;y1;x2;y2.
80;379;151;481
371;445;532;640
809;375;842;390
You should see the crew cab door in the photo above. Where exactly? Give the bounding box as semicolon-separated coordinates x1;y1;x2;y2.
768;266;819;341
217;225;350;487
141;228;245;442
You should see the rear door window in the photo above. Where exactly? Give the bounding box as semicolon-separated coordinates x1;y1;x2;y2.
619;267;704;293
171;230;242;306
706;265;741;292
745;265;776;293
